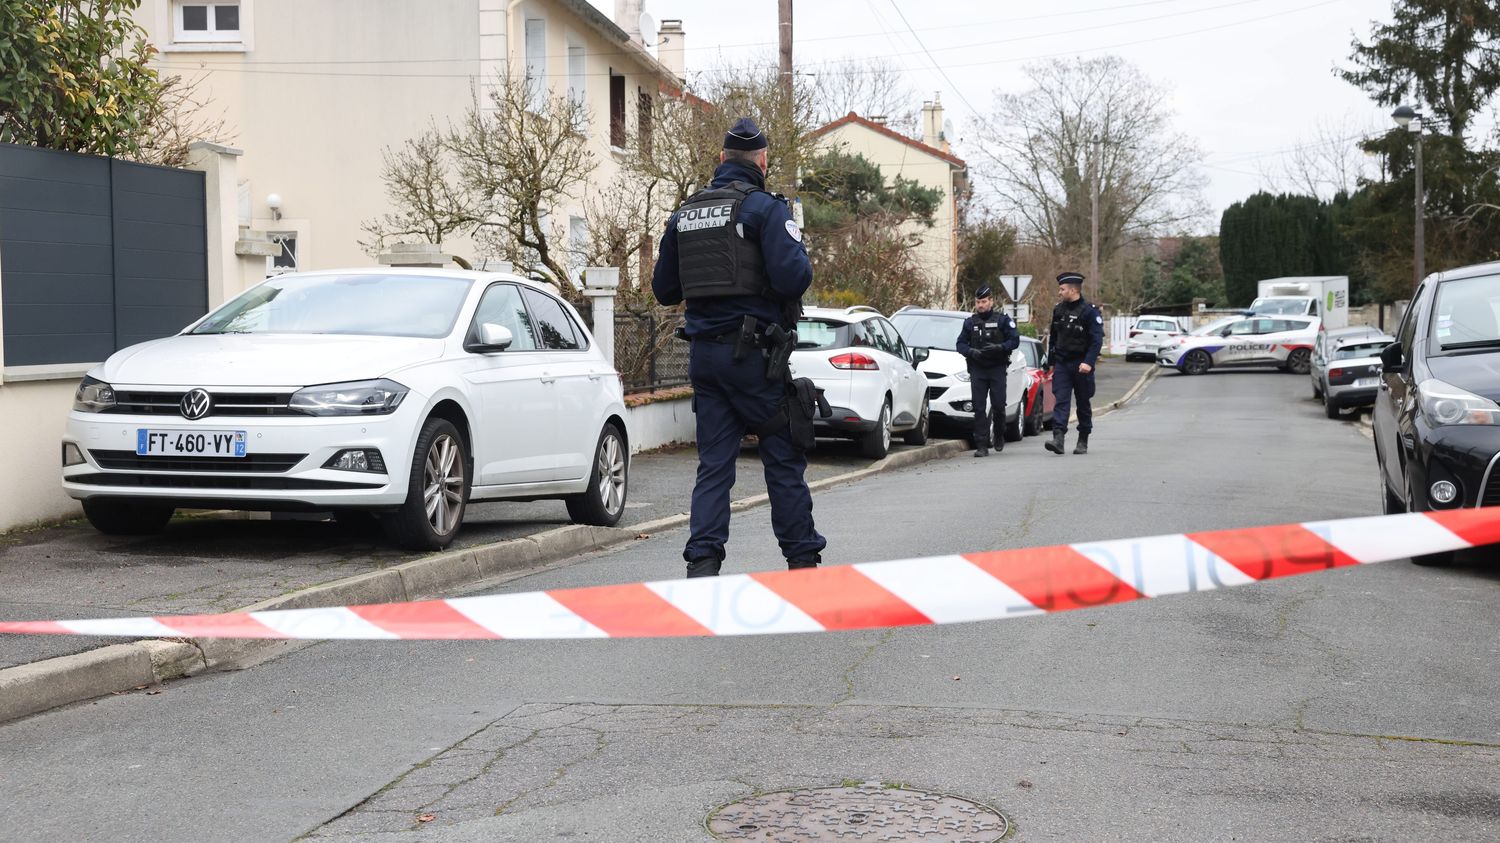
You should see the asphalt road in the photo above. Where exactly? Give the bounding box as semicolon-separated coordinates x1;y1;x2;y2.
4;366;1496;842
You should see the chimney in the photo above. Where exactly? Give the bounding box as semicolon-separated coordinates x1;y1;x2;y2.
921;93;945;150
658;19;685;77
615;0;644;45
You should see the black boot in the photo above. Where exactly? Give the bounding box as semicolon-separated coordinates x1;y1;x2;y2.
685;556;722;578
974;445;989;458
1073;432;1089;455
787;554;821;571
1045;428;1066;454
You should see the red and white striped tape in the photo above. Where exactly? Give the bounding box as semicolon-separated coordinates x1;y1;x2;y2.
3;509;1497;641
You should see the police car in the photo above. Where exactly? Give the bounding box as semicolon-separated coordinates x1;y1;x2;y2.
1157;315;1319;375
790;306;930;459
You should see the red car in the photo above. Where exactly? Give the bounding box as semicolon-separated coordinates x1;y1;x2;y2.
1018;336;1054;435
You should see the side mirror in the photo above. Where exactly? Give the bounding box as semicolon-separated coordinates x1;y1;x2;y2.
1219;327;1233;337
911;347;930;366
466;323;514;354
1379;342;1403;370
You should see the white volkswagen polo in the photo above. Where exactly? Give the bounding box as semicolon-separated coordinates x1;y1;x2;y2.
61;269;629;550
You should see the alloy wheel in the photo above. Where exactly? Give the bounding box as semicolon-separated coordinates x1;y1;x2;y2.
596;431;626;516
880;403;892;451
423;433;465;536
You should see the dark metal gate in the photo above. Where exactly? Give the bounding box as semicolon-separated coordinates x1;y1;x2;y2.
0;143;207;367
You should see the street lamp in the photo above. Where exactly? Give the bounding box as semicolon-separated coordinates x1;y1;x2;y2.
1391;105;1424;288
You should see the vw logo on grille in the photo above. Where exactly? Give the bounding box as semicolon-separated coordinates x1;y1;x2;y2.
180;388;213;420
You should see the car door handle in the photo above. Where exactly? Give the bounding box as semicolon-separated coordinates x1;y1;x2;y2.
540;372;556;384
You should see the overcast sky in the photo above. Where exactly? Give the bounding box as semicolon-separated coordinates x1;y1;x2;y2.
617;0;1420;228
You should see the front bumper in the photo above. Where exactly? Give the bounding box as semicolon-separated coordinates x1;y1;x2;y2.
61;404;421;510
1407;424;1500;509
925;381;975;421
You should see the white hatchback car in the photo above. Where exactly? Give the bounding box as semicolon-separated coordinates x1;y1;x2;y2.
61;269;629;550
890;307;1027;442
790;306;929;458
1125;314;1186;361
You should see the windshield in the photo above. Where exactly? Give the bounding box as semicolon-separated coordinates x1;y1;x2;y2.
192;274;473;338
1249;298;1312;316
1432;274;1500;349
890;313;964;351
1191;315;1242;336
1333;340;1390;360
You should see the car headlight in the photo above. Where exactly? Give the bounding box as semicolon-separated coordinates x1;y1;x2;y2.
73;376;116;413
1417;378;1500;426
290;379;409;416
953;371;971;382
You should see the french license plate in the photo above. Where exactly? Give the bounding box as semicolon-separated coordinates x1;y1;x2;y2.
136;429;247;458
1354;377;1379;388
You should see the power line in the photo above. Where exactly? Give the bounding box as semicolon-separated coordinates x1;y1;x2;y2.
153;0;1324;83
145;0;1219;67
882;0;985;120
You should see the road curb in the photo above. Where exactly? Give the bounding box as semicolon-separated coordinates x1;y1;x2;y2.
0;439;964;723
1102;364;1160;414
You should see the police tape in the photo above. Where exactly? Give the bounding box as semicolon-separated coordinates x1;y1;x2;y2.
2;509;1497;641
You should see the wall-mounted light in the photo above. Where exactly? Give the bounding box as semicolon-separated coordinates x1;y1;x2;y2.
266;193;283;221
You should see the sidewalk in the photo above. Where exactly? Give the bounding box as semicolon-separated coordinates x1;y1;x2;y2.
0;438;922;672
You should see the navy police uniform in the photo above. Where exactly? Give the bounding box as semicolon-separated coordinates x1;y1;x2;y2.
651;118;826;577
1045;272;1105;455
953;288;1019;456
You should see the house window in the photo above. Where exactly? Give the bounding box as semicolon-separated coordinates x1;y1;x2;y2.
609;71;626;149
568;216;588;286
637;88;653;155
524;19;546;105
567;43;586;107
174;2;241;43
267;233;297;277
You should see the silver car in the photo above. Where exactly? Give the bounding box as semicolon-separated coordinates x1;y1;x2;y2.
1311;325;1386;400
1320;333;1394;418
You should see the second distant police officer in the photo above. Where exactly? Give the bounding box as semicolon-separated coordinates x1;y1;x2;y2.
651;117;826;578
1045;271;1105;455
954;286;1020;457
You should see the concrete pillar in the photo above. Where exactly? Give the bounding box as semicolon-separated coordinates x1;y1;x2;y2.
583;267;621;365
184;141;245;308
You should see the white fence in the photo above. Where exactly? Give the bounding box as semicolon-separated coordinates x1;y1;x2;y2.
1108;316;1132;355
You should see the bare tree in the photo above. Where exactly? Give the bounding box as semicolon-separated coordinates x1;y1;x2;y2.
1273;117;1379;199
130;73;233;168
969;56;1206;303
361;126;479;255
362;74;595;292
810;57;919;136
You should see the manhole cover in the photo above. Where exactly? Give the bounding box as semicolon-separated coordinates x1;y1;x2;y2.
708;783;1008;841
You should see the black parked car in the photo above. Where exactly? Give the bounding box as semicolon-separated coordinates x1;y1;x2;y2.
1375;260;1500;565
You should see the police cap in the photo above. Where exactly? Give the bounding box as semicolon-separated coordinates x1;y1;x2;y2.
975;285;994;299
724;117;769;151
1056;271;1085;288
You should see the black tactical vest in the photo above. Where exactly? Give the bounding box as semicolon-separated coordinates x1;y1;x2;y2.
1053;302;1090;358
674;181;770;300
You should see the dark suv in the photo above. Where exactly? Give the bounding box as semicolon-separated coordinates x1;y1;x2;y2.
1375;260;1500;565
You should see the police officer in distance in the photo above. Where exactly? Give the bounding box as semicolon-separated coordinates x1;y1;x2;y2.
954;286;1020;457
651;117;826;578
1045;271;1105;455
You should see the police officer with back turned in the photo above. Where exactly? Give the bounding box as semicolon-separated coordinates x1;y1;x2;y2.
1045;271;1105;455
651;117;827;578
954;286;1019;457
